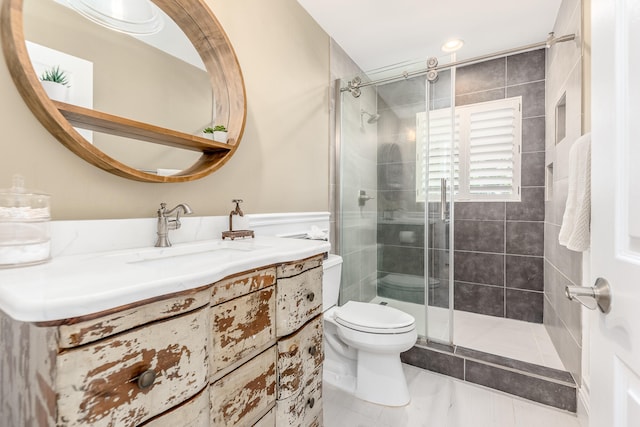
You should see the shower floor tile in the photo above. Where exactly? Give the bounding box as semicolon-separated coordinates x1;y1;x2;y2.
323;364;581;427
370;297;565;370
454;310;565;370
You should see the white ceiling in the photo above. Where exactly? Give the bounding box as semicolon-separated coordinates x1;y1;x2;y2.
296;0;563;72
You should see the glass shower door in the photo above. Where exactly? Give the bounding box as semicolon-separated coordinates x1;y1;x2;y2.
420;62;456;344
335;56;455;345
336;78;379;306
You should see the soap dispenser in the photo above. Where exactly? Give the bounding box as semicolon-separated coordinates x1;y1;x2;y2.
0;175;51;267
221;199;254;240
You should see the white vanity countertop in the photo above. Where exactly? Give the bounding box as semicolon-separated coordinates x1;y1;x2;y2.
0;236;330;323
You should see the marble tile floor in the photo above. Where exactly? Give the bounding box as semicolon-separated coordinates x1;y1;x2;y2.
323;364;581;427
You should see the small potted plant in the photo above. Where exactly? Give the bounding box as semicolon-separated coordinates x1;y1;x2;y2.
40;65;70;102
212;125;228;143
202;126;215;140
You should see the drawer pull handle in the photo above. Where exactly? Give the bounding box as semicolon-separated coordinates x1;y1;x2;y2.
137;369;157;390
307;292;315;302
307;397;315;408
308;345;317;356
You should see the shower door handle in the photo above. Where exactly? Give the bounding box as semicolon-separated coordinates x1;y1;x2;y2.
358;190;374;207
440;178;448;221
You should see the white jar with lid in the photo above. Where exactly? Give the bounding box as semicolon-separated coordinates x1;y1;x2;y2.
0;175;51;268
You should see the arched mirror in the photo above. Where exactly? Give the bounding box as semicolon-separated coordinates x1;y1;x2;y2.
1;0;246;182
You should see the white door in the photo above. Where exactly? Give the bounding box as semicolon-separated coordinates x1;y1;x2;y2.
590;0;640;426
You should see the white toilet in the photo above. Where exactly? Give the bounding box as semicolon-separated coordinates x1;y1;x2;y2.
322;254;417;407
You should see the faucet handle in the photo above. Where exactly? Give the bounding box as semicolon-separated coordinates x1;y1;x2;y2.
231;199;244;216
157;202;167;216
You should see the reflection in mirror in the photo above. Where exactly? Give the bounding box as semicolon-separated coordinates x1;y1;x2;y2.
23;0;226;175
65;0;165;35
97;134;203;174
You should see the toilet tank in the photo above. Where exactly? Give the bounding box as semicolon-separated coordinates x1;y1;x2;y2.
322;254;343;311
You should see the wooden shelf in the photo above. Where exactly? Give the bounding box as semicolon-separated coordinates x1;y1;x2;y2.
55;101;232;153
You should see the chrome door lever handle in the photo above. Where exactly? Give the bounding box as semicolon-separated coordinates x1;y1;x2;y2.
565;277;612;314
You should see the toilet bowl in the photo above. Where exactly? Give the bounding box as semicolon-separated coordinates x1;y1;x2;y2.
322;255;417;407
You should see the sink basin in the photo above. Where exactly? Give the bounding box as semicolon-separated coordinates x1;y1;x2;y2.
105;239;270;265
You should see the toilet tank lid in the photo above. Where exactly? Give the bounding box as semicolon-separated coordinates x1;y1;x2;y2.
335;301;415;331
323;254;343;269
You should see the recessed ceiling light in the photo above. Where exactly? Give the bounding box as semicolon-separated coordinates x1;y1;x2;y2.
441;39;464;52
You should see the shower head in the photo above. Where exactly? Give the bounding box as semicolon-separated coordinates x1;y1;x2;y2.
361;109;380;124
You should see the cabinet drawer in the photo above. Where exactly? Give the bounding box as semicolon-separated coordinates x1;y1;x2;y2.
276;365;322;426
276;266;322;337
211;286;276;379
276;254;323;279
58;287;211;349
212;267;277;305
277;315;323;400
210;346;277;427
142;387;209;427
56;308;208;427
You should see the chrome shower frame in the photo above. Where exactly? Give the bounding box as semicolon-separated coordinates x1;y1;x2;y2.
341;32;576;98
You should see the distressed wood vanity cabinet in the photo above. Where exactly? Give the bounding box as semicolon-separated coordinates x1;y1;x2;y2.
0;254;324;426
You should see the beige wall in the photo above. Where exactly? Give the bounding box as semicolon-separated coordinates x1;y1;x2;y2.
0;0;330;219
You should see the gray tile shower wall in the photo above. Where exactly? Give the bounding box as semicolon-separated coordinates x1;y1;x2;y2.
453;49;547;322
543;0;583;385
378;50;545;323
375;50;546;323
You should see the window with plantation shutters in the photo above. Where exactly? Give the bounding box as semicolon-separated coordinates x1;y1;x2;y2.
416;96;522;202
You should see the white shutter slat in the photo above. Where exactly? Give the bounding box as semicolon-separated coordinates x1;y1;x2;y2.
469;135;514;145
471;156;513;163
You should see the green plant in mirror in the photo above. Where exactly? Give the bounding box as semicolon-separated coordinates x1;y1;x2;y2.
213;125;227;132
203;127;214;133
40;65;69;87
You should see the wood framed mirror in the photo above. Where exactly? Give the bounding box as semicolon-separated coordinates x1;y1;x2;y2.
1;0;246;182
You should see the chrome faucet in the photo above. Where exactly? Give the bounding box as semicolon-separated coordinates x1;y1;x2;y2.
155;202;193;247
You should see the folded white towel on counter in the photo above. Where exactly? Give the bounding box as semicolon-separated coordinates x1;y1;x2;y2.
305;226;328;240
559;132;591;252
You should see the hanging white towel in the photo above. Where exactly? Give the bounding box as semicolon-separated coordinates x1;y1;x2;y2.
559;132;591;252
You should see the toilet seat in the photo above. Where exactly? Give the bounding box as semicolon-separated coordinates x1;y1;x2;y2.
334;301;415;334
